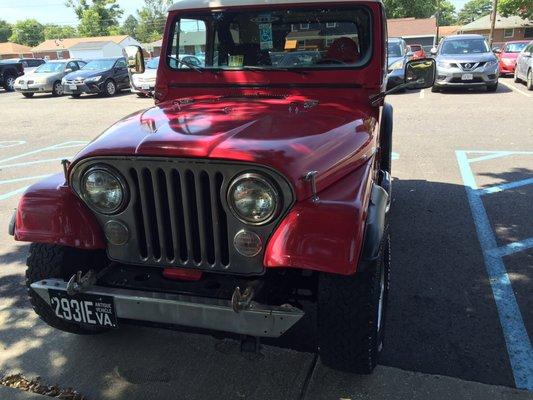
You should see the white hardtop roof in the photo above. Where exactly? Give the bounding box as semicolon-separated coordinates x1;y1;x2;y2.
170;0;381;11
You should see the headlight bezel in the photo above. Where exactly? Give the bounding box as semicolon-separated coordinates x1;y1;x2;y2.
79;164;129;215
227;172;281;226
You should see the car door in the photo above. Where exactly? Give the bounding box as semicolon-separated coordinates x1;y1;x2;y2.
517;44;532;78
113;59;129;88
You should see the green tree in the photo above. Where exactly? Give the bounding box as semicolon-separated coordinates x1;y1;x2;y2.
121;15;139;37
136;0;171;42
498;0;533;20
457;0;492;24
43;24;78;40
0;19;12;42
9;19;45;46
66;0;123;36
384;0;436;18
438;1;457;25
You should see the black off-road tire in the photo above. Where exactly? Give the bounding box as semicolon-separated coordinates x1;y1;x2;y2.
26;243;109;335
318;231;391;373
3;73;16;91
22;93;34;98
487;83;498;92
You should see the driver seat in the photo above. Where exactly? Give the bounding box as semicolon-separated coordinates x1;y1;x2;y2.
325;37;360;63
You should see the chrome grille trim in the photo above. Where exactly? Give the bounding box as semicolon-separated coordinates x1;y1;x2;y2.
70;157;294;275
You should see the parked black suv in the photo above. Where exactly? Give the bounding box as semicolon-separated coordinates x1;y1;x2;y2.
0;60;25;91
62;57;130;98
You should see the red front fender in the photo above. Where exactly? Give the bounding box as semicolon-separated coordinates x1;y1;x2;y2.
14;173;105;249
264;158;374;275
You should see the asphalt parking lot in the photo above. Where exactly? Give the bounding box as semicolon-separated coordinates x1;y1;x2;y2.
0;81;532;399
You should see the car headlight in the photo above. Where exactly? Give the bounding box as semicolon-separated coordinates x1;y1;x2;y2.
227;173;280;225
80;166;128;214
389;60;404;70
486;60;498;67
85;75;102;82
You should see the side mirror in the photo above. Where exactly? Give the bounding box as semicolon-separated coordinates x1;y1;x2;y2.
430;47;437;55
65;68;73;73
123;45;145;74
405;58;436;90
493;48;501;54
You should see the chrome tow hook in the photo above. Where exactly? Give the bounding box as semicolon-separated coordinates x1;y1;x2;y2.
66;267;109;295
231;282;259;313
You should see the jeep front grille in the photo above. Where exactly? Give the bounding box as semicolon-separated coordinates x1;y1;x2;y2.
70;157;294;275
129;166;229;267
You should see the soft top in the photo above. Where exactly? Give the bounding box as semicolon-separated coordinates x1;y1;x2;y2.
169;0;381;11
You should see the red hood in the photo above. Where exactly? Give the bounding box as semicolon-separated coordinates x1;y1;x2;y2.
72;95;377;199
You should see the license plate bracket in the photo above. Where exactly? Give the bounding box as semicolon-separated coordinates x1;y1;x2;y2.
69;84;78;90
48;289;118;328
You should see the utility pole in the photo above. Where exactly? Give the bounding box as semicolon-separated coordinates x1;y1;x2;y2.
489;0;498;48
435;0;440;47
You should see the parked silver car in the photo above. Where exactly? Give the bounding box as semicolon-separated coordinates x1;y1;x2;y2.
14;59;86;98
431;34;499;92
514;40;533;90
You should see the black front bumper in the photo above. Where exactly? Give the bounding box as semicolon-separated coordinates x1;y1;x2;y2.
63;82;104;95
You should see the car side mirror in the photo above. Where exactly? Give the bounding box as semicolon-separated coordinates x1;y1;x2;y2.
430;47;437;55
404;58;436;90
123;45;145;74
65;68;73;73
493;48;501;54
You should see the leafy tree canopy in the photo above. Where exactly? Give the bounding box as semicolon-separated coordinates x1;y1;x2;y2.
384;0;457;25
121;15;139;38
43;24;78;40
66;0;123;36
0;19;12;42
457;0;492;24
135;0;172;43
498;0;533;20
9;19;45;47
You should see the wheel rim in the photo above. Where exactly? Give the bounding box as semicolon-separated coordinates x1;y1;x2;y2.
6;77;15;90
55;82;63;95
107;82;116;95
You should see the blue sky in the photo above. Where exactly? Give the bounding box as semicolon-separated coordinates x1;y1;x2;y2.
1;0;470;25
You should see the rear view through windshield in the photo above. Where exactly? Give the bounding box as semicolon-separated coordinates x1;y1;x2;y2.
440;39;489;55
503;42;528;53
167;7;372;70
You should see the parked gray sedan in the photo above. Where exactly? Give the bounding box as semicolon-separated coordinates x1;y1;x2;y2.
514;40;533;90
431;34;499;92
14;59;86;98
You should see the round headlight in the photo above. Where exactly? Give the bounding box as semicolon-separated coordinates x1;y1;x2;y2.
227;173;280;225
81;166;127;214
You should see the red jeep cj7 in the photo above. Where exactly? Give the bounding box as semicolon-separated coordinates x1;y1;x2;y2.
9;0;435;373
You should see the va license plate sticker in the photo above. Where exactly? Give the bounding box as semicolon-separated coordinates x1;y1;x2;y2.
259;23;273;50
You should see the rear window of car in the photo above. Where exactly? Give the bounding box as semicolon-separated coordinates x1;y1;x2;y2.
504;42;527;53
410;45;421;51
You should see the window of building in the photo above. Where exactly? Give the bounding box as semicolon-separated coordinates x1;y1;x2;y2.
326;22;336;28
56;51;63;59
300;23;309;30
525;27;533;38
503;28;514;38
297;40;306;49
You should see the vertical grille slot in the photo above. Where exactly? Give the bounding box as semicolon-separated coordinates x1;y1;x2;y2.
215;172;230;266
138;168;161;260
185;170;202;264
155;169;174;262
129;168;147;259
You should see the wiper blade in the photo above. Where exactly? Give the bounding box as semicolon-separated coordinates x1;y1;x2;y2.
167;55;204;73
242;66;308;75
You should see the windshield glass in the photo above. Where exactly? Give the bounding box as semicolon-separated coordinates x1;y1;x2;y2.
440;39;489;55
146;57;160;69
503;42;527;53
167;7;371;70
82;59;116;70
388;42;403;57
35;62;64;73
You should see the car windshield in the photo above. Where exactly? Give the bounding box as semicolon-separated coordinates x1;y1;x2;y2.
504;42;527;53
388;43;403;57
146;57;159;69
82;59;116;70
35;62;64;73
441;39;489;55
167;7;371;70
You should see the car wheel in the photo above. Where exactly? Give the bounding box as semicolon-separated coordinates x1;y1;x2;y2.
527;70;533;91
52;81;63;96
26;243;110;335
22;93;34;98
3;74;16;91
487;82;498;92
105;79;117;97
318;229;390;373
70;93;81;98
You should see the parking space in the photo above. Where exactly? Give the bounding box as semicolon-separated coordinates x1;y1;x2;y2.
0;82;532;399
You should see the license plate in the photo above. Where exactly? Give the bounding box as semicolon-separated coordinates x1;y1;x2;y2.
69;84;77;90
462;74;474;81
21;83;28;89
141;84;151;90
48;289;118;328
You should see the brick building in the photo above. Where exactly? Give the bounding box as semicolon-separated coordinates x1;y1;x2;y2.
388;17;437;51
0;42;33;60
460;14;533;47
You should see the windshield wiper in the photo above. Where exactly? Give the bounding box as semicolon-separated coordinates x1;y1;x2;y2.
242;66;308;75
167;55;204;73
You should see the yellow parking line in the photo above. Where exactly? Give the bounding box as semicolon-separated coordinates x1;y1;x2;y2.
500;80;532;98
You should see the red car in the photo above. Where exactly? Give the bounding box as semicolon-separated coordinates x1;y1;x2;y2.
496;40;530;76
408;44;426;59
10;0;435;374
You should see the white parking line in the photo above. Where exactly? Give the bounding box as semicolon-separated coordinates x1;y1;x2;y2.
419;89;425;99
500;80;532;98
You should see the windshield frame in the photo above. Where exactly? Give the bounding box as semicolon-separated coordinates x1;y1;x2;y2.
164;5;374;72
